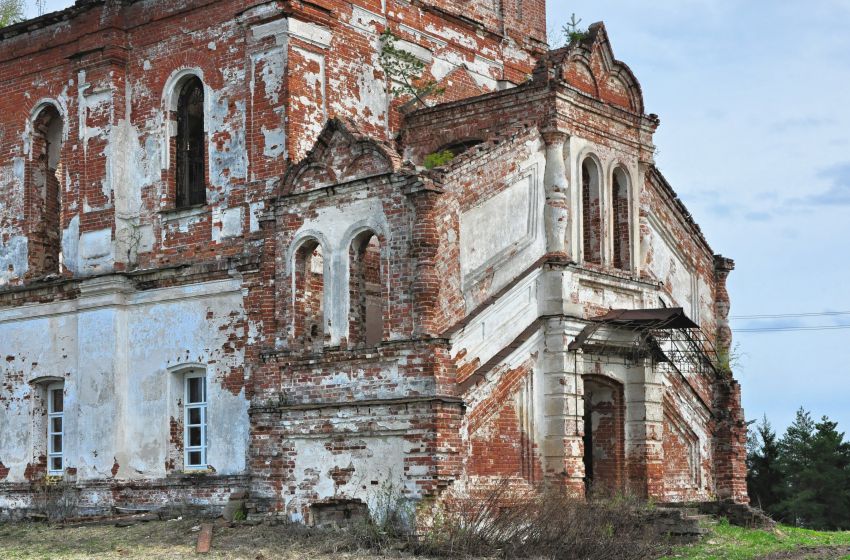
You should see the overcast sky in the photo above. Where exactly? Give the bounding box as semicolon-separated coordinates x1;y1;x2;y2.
27;0;850;434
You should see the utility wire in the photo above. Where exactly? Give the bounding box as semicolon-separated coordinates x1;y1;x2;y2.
735;325;850;333
731;311;850;320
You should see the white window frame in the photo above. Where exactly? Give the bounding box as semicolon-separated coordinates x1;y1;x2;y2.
46;382;64;476
183;371;208;470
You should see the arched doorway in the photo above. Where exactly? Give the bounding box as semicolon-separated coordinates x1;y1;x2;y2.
582;375;625;494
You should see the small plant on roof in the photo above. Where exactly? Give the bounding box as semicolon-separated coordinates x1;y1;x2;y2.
379;29;443;107
424;150;455;170
563;13;588;44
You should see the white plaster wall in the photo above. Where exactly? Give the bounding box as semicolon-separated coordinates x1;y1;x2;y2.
0;277;249;483
645;213;696;317
287;435;417;519
458;142;546;306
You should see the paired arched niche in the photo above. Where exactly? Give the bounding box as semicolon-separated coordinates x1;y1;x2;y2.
579;154;633;272
288;227;385;350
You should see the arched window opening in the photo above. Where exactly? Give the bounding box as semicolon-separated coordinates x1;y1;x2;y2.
294;240;325;348
348;232;382;347
175;77;205;208
29;105;64;276
612;168;631;271
581;158;602;265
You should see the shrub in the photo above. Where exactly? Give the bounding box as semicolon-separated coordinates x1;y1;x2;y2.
423;150;455;170
415;480;669;559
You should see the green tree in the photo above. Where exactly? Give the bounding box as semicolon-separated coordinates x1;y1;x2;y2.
746;415;783;514
378;29;441;107
0;0;24;27
775;409;850;529
775;408;816;525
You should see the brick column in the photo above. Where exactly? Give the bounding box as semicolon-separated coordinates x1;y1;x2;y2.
714;255;735;360
541;130;570;257
410;187;442;336
712;254;748;503
713;378;749;503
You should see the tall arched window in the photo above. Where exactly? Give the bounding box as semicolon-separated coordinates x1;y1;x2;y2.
348;231;382;347
293;239;325;348
175;77;205;208
581;158;602;265
612;168;631;271
28;105;64;276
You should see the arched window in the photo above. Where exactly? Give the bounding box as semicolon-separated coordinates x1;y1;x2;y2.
348;231;382;347
175;77;205;208
293;239;325;348
28;105;64;276
581;158;602;265
612;168;631;271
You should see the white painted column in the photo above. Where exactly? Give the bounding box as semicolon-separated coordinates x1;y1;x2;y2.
541;130;570;257
541;317;586;494
624;361;665;497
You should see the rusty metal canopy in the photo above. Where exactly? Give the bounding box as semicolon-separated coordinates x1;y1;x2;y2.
568;307;698;352
591;307;698;330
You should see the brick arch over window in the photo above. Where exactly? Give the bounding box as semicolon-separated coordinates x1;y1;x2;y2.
26;103;64;277
582;374;625;494
347;230;384;347
612;166;631;271
581;157;602;265
292;238;326;349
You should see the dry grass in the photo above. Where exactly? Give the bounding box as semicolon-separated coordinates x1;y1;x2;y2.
412;481;669;559
0;483;673;560
0;518;422;560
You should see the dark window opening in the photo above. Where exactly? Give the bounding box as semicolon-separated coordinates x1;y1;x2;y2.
348;232;383;347
581;159;602;265
441;139;483;158
176;77;206;208
28;106;64;276
294;240;325;349
612;168;631;270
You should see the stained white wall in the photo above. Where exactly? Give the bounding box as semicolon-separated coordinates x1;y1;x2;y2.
0;277;249;484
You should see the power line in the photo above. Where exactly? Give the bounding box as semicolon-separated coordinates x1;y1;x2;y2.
735;325;850;333
731;311;850;320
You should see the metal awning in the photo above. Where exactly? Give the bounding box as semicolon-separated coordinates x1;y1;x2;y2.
568;307;697;352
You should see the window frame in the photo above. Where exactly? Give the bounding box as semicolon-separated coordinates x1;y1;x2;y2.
183;371;208;470
46;382;64;476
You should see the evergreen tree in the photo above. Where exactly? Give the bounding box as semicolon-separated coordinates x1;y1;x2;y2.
775;409;850;529
802;418;850;529
746;415;783;514
775;408;816;525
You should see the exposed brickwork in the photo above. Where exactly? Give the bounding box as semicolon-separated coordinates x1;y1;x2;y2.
0;3;748;521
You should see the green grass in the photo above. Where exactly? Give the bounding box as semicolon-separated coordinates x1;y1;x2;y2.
666;519;850;560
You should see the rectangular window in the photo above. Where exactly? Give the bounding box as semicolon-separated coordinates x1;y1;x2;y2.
47;382;64;475
184;373;207;469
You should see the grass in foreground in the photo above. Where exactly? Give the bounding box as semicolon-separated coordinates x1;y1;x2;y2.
666;519;850;560
5;515;850;560
0;518;403;560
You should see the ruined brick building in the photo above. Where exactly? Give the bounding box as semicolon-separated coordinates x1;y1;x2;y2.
0;0;748;521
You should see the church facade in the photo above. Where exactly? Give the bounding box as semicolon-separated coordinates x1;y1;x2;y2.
0;0;747;522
